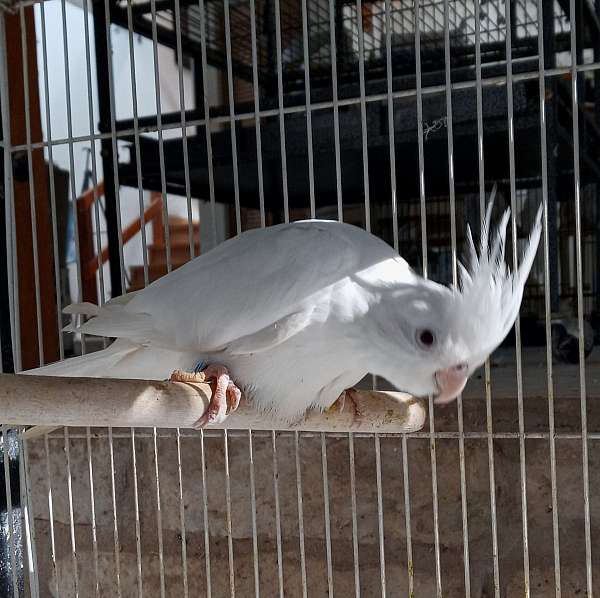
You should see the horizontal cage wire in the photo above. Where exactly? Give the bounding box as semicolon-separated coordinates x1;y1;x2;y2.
0;0;599;596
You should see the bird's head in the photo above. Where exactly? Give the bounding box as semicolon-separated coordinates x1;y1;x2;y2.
376;191;542;404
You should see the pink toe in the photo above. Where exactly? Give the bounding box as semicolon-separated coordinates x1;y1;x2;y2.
191;363;242;427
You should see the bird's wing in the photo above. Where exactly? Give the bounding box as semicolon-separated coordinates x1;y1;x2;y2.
71;220;402;352
223;308;317;355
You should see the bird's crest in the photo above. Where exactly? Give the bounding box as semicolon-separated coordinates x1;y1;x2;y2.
453;184;542;366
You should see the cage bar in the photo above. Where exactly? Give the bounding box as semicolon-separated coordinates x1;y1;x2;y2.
130;428;144;598
569;0;594;593
537;0;562;594
248;430;260;597
348;432;360;597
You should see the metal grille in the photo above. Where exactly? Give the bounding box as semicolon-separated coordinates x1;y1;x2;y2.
1;0;600;596
110;0;573;93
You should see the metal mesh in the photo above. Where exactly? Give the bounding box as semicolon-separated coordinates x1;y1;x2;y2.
112;0;572;92
1;0;600;595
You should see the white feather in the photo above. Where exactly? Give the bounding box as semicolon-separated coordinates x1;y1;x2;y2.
454;192;543;369
25;206;542;422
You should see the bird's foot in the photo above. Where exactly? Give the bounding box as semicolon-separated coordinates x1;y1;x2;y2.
169;364;242;429
328;388;363;421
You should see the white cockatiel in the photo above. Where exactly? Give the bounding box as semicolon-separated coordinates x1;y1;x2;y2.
25;193;542;427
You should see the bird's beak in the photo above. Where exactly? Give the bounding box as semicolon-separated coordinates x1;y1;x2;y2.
434;364;469;404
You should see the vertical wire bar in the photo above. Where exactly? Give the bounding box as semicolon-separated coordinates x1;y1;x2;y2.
355;0;370;230
197;0;218;245
300;0;315;217
149;0;172;271
355;11;384;589
414;0;428;276
348;433;361;597
485;359;500;594
222;0;242;235
2;426;19;598
173;0;195;256
44;434;60;598
442;1;470;595
0;12;21;373
248;0;266;227
107;427;122;597
101;0;127;294
80;0;107;312
274;0;290;221
152;427;166;598
19;434;39;598
374;435;386;597
473;1;500;593
7;159;20;372
124;0;150;286
384;0;398;251
248;431;260;597
60;0;89;353
568;1;593;593
150;5;171;584
223;431;236;597
19;7;44;365
63;428;79;596
131;429;143;598
200;430;212;598
175;428;189;598
294;433;308;598
276;18;308;598
85;427;100;598
321;434;334;596
536;1;561;594
327;0;343;220
272;432;284;598
401;435;414;596
347;14;367;574
504;2;530;593
148;7;171;588
358;8;376;395
414;0;440;593
122;4;155;588
427;84;443;598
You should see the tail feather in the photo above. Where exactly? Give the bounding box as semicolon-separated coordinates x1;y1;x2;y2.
63;304;152;340
21;339;198;380
62;291;149;338
21;340;140;378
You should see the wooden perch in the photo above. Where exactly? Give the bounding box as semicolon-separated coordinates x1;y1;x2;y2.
0;375;427;433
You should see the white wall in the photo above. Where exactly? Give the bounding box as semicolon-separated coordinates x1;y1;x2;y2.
34;0;227;302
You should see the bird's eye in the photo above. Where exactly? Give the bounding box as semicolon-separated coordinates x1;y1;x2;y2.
416;329;436;349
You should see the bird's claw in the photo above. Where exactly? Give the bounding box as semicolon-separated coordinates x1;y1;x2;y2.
169;369;207;384
169;365;243;429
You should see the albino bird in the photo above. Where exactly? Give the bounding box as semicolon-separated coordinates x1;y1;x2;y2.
25;193;542;427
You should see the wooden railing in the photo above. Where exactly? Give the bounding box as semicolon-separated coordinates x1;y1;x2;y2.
77;183;164;303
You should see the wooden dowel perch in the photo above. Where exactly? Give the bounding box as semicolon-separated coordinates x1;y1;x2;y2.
0;374;427;433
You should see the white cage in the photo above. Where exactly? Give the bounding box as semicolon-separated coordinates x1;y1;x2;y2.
0;0;599;595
